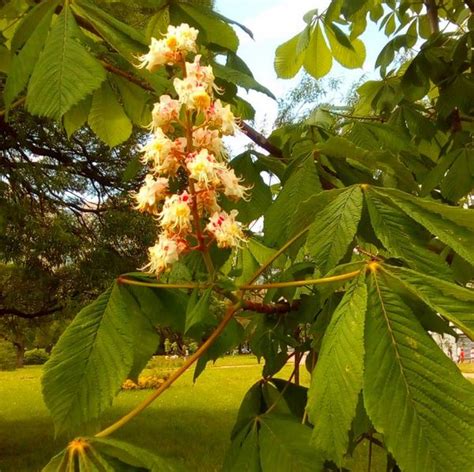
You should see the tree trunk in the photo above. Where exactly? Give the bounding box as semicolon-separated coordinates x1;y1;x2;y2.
14;342;25;368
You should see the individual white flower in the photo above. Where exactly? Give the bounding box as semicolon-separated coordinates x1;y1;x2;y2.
143;234;186;275
206;209;245;248
218;167;249;201
159;192;193;234
186;55;215;91
174;77;211;111
137;37;170;71
192;128;224;158
141;128;181;176
134;174;169;214
186;149;221;188
168;23;198;53
151;95;181;131
207;100;238;135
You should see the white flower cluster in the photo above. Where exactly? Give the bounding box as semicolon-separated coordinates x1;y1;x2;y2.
134;24;248;276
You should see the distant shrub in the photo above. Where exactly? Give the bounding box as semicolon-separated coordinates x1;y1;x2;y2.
0;340;16;371
24;348;50;365
122;373;169;390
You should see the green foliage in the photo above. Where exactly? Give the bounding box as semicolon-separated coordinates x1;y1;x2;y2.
26;3;106;120
0;339;16;371
307;279;367;466
364;269;474;472
24;348;50;365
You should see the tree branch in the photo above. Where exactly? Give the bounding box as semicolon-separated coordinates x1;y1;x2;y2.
424;0;440;34
0;306;62;319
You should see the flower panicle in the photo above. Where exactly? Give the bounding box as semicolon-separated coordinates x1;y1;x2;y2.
132;23;248;277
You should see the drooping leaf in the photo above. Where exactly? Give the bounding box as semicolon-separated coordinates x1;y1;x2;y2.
364;269;474;472
304;22;332;79
264;157;321;246
306;186;363;274
63;96;92;138
26;3;106;120
42;284;133;434
382;265;474;340
173;3;238;52
364;187;453;280
224;421;262;472
307;279;367;466
325;22;365;69
184;287;213;335
88;80;133;147
274;32;305;79
212;62;275;100
72;0;147;62
112;75;152;126
374;187;474;265
259;415;323;472
3;1;56;109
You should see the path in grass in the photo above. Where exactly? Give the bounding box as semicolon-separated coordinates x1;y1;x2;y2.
1;357;386;471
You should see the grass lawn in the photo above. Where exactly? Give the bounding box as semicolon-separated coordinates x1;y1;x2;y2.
1;357;386;471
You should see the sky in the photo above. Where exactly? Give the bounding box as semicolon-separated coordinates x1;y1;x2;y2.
214;0;385;148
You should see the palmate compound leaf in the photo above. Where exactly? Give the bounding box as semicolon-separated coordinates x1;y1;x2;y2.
372;186;474;266
226;382;321;471
364;187;453;280
381;265;474;340
42;284;133;435
307;278;367;466
42;437;179;471
305;185;363;274
26;2;106;120
364;267;474;472
303;22;332;79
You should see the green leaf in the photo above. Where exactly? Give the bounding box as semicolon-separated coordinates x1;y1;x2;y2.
259;415;322;471
112;75;152;126
224;421;262;472
364;187;453;280
118;285;160;381
26;3;106;120
10;0;58;53
72;0;147;62
264;157;321;246
146;6;169;40
194;318;244;380
325;22;365;69
307;279;367;466
304;22;332;79
306;186;363;274
175;3;238;52
88;80;133;147
212;62;275;100
184;287;212;335
440;150;473;202
62;96;91;138
42;284;133;434
91;438;178;472
274;33;305;79
3;1;56;109
382;265;474;340
364;270;474;472
120;282;188;332
231;382;264;438
221;152;272;224
374;187;474;266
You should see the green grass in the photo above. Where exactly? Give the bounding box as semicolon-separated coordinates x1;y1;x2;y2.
1;358;386;472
